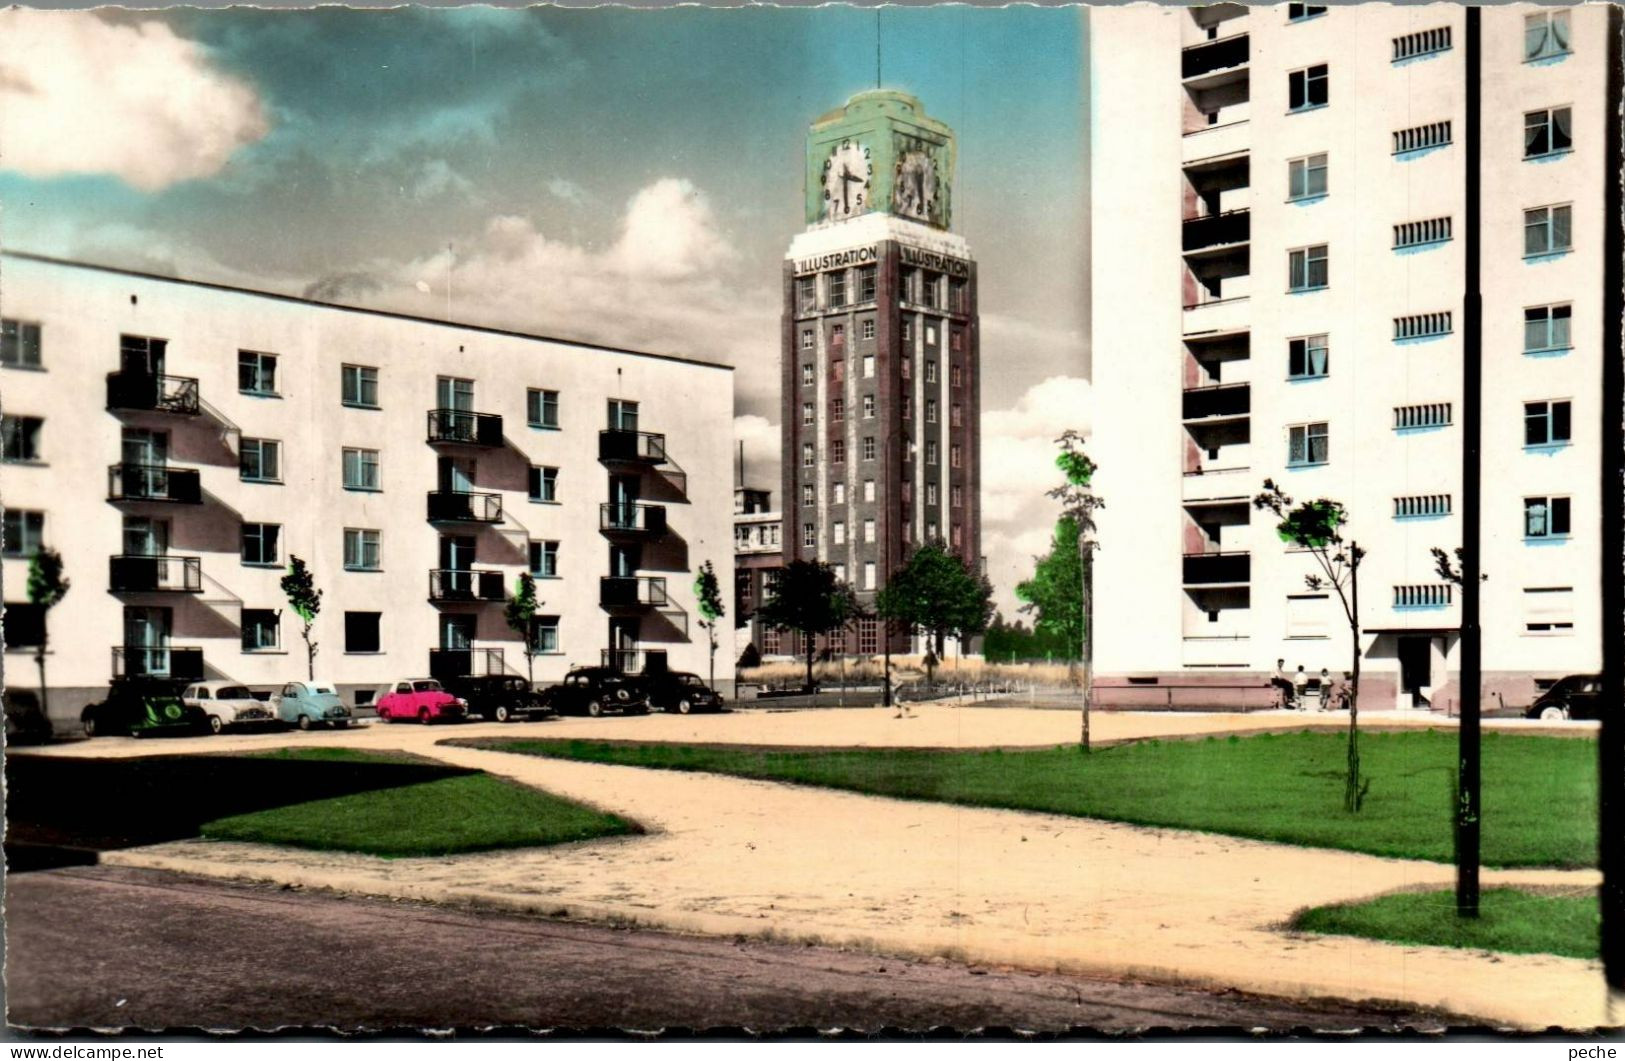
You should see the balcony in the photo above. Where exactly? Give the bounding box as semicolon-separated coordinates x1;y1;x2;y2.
429;647;505;683
1182;465;1252;503
428;568;506;602
600;576;669;609
1182;382;1250;423
1182;33;1249;88
1182;209;1250;254
107;463;202;504
109;554;203;593
599;429;667;465
602;648;670;674
600;502;668;537
1181;635;1251;668
426;409;504;447
427;490;504;524
112;645;205;682
106;372;200;416
1182;551;1251;586
1181;114;1250;167
1182;295;1251;337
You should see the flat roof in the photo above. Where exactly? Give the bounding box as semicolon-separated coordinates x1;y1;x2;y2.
1;250;734;373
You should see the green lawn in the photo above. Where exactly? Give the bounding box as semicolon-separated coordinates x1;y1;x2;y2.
202;747;639;857
469;730;1596;868
1292;888;1600;960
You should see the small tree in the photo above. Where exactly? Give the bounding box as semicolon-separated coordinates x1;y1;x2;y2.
1046;431;1103;749
1016;517;1084;660
505;571;541;685
1255;480;1368;812
756;559;855;691
693;560;726;690
26;548;70;721
876;542;994;684
280;555;322;681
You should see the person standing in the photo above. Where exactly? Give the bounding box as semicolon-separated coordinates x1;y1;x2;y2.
1317;668;1333;712
888;663;912;719
1271;659;1293;709
1292;665;1309;712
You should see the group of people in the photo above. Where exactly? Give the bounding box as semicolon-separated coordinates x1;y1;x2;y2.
1270;659;1348;712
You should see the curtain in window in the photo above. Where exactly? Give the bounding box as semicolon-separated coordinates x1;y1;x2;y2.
1552;108;1572;151
1552;205;1572;250
1525;16;1549;59
1308;340;1328;376
1288;427;1306;464
1526;501;1548;537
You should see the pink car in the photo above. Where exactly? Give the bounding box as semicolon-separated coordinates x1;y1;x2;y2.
374;678;468;724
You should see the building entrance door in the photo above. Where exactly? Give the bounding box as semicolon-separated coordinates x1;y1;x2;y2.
1398;636;1432;708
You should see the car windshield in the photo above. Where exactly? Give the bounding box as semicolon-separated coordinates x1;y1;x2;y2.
218;686;253;699
413;681;443;693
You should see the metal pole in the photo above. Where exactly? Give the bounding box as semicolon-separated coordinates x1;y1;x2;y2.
882;433;892;708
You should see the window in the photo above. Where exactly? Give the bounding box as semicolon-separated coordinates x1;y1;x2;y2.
1524;10;1571;61
902;482;913;504
1394;217;1452;248
1394;495;1452;519
802;363;814;386
925;483;938;505
1285;594;1331;639
1288;334;1329;378
926;325;938;344
800;443;815;469
802;484;815;506
527;388;560;428
1524;204;1573;256
862;319;876;340
950;279;968;313
901;358;912;380
921;273;940;309
1;319;42;368
1288;422;1329;466
2;416;42;462
528;465;559;502
927;521;938;541
831;439;845;464
862;436;876;461
343;528;381;570
1288;245;1328;291
862;354;875;378
951;525;963;548
831;323;846;349
1525;107;1573;158
342;447;380;491
342;364;378;408
1524;496;1571;538
833;520;846;545
902;396;912;420
1394;584;1452;608
863;394;876;419
1394;312;1453;340
801;329;814;350
1392;26;1451;61
242;523;281;565
1392;121;1453;154
532;616;561;654
951;365;963;388
859;266;877;302
951;404;963;428
926;441;938;465
238;350;278;396
926;360;937;383
802;402;815;426
828;270;847;308
1393;403;1453;430
832;398;845;422
1525;304;1572;352
863;519;875;543
242;609;280;651
901;319;912;341
1287;153;1328;199
3;509;44;558
802;523;816;547
1524;400;1572;446
833;482;846;505
832;359;845;383
863;479;876;503
925;399;938;424
951;445;963;469
1288;64;1329;110
3;603;44;648
863;561;876;589
1522;586;1574;634
344;611;381;653
796;275;817;313
529;540;559;577
1288;3;1326;20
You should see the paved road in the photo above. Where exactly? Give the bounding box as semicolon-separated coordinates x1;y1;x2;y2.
6;867;1442;1034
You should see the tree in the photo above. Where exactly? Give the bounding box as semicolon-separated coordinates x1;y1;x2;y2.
1045;430;1103;749
504;571;541;685
756;560;856;691
875;541;994;684
280;555;323;681
1015;517;1084;661
1254;480;1368;812
693;560;726;690
26;548;70;722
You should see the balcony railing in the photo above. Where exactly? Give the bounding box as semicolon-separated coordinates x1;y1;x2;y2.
428;568;506;602
112;645;204;681
1182;551;1251;585
599;502;668;536
426;490;504;524
600;576;669;609
106;372;200;416
1182;32;1249;80
426;409;504;447
1182;382;1250;421
109;554;203;593
107;463;202;504
1182;209;1251;253
429;647;505;682
602;648;670;674
598;429;667;464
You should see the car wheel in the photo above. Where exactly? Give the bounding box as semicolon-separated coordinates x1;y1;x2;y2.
1539;704;1569;722
419;707;432;725
677;698;693;715
494;704;512;723
208;715;224;735
587;699;604;718
297;714;313;731
82;715;98;738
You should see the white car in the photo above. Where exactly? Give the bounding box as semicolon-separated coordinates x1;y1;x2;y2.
181;681;276;735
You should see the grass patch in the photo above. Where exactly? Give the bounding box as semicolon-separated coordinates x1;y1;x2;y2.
470;730;1596;868
202;747;639;857
1292;888;1600;960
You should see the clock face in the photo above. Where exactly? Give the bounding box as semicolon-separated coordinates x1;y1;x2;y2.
893;149;938;222
821;140;872;221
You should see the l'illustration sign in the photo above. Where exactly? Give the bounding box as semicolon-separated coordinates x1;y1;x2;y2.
793;246;878;275
898;245;971;278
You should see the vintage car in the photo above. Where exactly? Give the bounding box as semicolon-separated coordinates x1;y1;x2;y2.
81;683;209;738
274;681;353;730
643;671;725;714
182;681;277;734
1525;674;1604;722
540;668;649;717
443;674;553;723
374;678;468;724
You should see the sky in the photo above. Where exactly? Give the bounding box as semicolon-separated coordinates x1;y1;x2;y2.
0;5;1091;619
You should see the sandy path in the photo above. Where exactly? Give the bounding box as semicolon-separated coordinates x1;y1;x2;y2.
47;708;1608;1030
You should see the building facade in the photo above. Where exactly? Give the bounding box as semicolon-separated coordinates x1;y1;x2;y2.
1091;4;1617;710
779;90;983;654
732;485;782;659
0;252;736;727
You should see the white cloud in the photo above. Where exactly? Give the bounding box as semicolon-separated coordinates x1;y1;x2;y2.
733;414;782;495
408;159;477;203
609;178;734;279
0;10;268;191
546;178;589;205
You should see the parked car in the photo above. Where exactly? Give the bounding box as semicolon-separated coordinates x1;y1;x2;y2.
182;681;277;734
1525;674;1604;722
540;668;649;717
274;681;353;730
444;674;553;723
643;671;725;714
374;678;467;724
81;683;209;738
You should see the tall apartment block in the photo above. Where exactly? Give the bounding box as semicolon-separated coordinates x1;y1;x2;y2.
1091;4;1618;710
779;90;982;655
0;252;736;727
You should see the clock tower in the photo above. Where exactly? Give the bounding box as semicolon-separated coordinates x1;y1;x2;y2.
780;90;981;657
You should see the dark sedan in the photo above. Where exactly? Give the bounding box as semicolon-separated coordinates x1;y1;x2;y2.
644;672;725;714
1525;674;1604;722
540;668;649;717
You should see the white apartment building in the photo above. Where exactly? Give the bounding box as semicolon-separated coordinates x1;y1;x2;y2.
1091;4;1616;710
0;252;736;727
